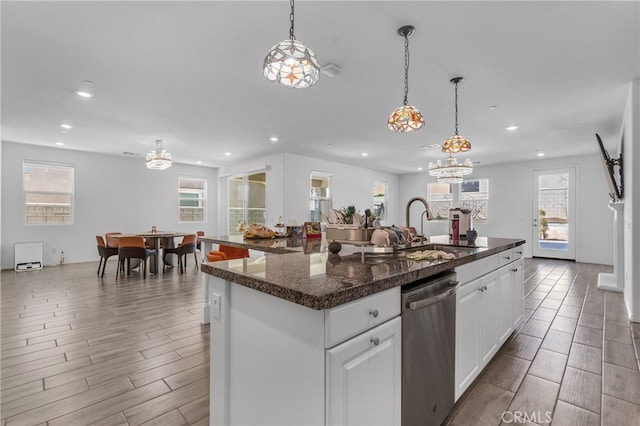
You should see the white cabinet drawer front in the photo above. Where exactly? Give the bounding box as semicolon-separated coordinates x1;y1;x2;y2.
326;317;401;426
512;246;524;259
456;254;498;285
325;287;400;348
498;248;516;267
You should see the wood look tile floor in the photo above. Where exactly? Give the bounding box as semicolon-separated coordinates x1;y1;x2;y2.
1;261;208;426
2;258;639;425
447;259;640;426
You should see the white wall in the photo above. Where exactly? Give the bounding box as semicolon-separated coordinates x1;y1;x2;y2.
400;153;613;265
1;142;219;269
282;153;401;227
623;79;640;321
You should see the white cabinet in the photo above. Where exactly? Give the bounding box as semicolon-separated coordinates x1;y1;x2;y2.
480;272;499;365
208;276;401;426
455;276;482;397
455;270;499;400
511;258;525;328
326;317;401;426
498;265;514;344
454;247;525;401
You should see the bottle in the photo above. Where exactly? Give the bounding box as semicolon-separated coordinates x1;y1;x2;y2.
452;219;460;242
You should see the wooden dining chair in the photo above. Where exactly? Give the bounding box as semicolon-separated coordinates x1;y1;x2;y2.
116;236;155;280
206;245;249;262
105;232;122;248
163;234;198;274
96;235;118;277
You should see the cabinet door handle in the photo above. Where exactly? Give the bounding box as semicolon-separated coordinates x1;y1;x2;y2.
371;337;380;346
503;256;511;260
478;287;484;293
512;268;518;272
516;251;523;255
369;309;379;318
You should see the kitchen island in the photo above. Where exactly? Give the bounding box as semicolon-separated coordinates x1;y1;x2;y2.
202;235;525;426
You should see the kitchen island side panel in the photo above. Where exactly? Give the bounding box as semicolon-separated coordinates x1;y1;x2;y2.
209;274;326;426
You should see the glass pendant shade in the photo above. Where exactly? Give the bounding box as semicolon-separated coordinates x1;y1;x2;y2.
263;39;320;88
428;156;473;184
388;25;424;133
388;105;425;132
442;134;471;153
146;140;172;170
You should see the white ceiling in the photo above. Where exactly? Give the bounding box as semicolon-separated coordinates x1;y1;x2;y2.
2;1;639;174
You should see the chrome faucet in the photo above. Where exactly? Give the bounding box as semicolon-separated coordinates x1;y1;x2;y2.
406;197;434;243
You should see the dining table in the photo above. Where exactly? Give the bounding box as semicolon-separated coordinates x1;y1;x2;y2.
115;231;187;274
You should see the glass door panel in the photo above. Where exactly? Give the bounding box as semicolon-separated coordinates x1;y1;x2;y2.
247;172;267;225
532;168;575;259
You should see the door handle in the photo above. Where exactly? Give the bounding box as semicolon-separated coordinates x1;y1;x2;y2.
408;285;458;311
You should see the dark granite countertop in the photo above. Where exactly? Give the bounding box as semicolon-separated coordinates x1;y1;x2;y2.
199;234;311;254
201;235;525;310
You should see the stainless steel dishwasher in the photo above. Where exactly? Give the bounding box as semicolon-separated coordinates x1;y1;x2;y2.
402;271;458;426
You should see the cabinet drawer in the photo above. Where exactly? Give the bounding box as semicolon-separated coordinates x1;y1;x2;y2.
456;254;498;285
498;249;515;267
325;287;400;348
512;246;524;259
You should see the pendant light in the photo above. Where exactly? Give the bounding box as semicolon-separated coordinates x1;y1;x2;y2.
263;0;320;89
441;77;471;153
388;25;424;133
146;140;172;170
429;77;472;183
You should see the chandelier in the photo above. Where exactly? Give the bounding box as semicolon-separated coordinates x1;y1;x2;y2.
146;140;172;170
428;156;473;184
263;0;319;89
388;25;424;133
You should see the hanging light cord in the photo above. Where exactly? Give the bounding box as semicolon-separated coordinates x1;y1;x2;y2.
403;33;410;106
289;0;296;40
454;80;459;135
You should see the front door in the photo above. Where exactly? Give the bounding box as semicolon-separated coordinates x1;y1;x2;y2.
532;168;576;260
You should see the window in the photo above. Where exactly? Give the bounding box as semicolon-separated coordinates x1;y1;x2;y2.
228;171;267;234
372;182;387;220
461;178;489;221
179;176;207;222
427;178;490;222
426;182;452;221
310;172;331;222
23;161;74;224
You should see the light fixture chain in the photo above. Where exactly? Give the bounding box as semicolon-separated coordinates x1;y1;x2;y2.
403;34;410;106
454;80;459;135
289;0;295;40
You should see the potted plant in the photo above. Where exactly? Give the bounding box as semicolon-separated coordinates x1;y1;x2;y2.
539;209;549;240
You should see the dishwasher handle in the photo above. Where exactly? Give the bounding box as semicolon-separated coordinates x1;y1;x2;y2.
408;281;459;311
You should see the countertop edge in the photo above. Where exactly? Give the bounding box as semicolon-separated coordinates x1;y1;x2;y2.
202;238;526;310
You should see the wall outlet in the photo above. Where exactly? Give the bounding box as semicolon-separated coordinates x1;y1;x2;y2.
212;292;221;321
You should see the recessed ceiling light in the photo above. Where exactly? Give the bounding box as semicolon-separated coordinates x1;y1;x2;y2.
327;144;332;148
420;143;442;150
489;105;497;110
197;160;202;164
505;125;520;131
361;152;368;157
537;152;545;157
55;142;64;146
60;123;72;129
75;80;94;98
417;167;423;171
224;152;231;156
269;137;279;142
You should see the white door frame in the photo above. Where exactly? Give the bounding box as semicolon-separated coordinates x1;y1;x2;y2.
531;167;577;260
